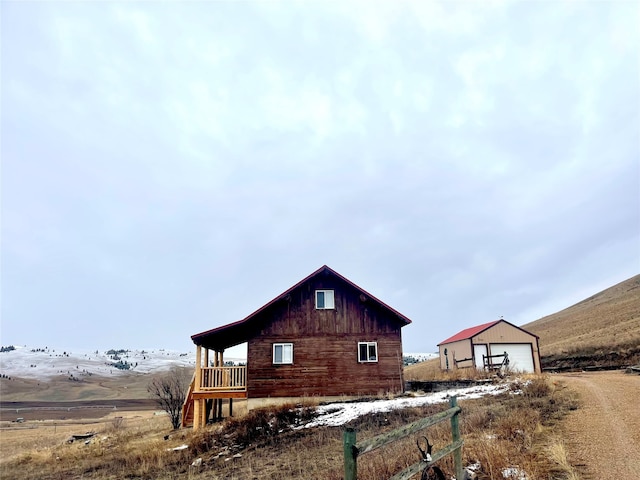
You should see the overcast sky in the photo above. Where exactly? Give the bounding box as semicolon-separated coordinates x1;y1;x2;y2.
2;1;638;356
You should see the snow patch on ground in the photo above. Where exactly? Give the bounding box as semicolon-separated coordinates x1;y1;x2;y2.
502;467;528;479
301;383;511;428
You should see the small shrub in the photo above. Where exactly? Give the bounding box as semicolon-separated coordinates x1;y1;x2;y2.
522;376;553;398
546;437;581;480
110;416;124;431
147;367;190;429
189;403;318;456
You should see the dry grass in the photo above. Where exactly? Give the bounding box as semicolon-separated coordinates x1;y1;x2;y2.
524;274;640;360
404;357;499;381
0;411;146;463
404;357;441;380
458;375;579;480
545;437;581;480
1;375;580;480
0;411;183;479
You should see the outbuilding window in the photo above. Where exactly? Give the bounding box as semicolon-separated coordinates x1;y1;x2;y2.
358;342;378;362
315;290;335;309
273;343;293;364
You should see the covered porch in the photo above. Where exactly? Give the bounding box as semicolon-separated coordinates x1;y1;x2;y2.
182;346;247;428
184;318;257;429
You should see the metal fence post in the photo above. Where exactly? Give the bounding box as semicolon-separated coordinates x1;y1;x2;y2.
449;396;463;480
344;427;357;480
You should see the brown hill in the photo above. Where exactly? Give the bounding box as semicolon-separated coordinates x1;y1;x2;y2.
523;274;640;369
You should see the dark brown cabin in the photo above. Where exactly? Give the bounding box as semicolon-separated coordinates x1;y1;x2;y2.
183;265;412;429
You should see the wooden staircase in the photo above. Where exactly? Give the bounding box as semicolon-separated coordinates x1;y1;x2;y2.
181;374;196;428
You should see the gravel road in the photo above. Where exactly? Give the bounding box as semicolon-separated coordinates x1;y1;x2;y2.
558;371;640;479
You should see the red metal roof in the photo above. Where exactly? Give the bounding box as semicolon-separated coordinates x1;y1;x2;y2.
437;320;501;345
191;265;412;350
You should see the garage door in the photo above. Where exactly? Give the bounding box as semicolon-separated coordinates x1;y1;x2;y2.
473;344;488;369
490;344;534;373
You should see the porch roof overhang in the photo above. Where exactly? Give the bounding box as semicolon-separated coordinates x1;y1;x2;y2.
191;265;412;351
191;316;259;351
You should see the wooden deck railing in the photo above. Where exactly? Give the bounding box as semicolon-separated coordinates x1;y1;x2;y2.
198;366;247;391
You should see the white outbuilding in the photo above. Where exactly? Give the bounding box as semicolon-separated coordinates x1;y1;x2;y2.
438;319;541;373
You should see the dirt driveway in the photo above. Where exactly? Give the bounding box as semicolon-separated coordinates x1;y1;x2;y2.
557;371;640;479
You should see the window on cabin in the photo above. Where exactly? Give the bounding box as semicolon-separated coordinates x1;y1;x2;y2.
358;342;378;362
315;290;335;309
273;343;293;364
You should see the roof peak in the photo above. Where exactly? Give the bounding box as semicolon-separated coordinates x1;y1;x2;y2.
191;265;411;349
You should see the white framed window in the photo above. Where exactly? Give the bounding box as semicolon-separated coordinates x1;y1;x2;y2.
273;343;293;364
358;342;378;363
315;290;335;309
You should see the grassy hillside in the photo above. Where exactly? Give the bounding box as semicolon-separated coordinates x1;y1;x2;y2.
0;367;194;403
524;274;640;369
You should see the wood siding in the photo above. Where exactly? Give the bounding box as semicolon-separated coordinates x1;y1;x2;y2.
246;275;405;398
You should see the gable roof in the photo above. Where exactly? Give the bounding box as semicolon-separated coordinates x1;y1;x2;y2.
191;265;412;351
438;319;539;346
437;320;500;345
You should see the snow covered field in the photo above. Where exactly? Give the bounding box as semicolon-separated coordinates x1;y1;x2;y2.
0;345;232;380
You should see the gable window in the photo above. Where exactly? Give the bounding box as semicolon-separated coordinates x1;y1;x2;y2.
315;290;335;309
273;343;293;364
358;342;378;362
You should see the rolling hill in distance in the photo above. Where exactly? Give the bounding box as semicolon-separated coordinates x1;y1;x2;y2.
0;348;197;402
523;274;640;369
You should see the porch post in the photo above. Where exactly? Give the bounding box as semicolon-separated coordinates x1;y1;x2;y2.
218;349;225;419
195;345;202;390
218;348;225;420
202;347;210;424
193;345;202;430
193;398;201;431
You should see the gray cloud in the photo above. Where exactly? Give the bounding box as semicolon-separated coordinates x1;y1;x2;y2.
2;1;638;353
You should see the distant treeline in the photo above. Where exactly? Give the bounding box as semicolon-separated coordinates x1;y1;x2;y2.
403;355;426;366
106;349;129;355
